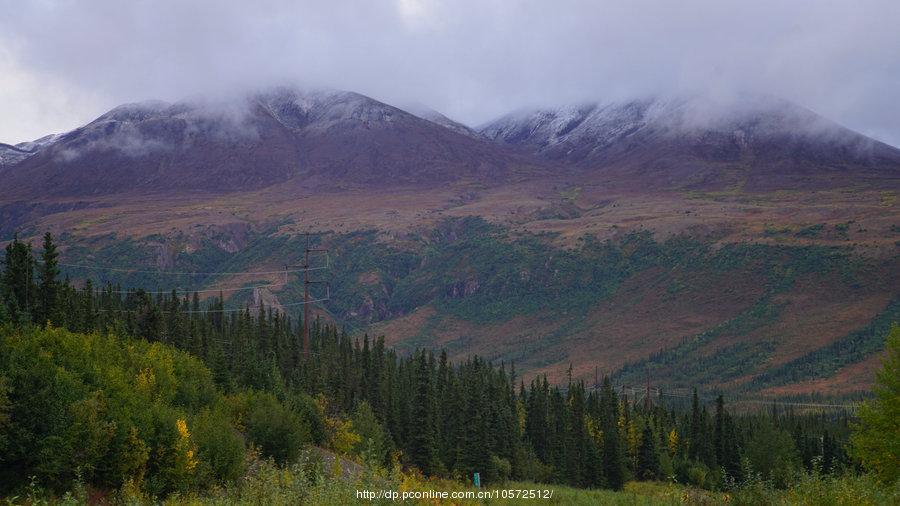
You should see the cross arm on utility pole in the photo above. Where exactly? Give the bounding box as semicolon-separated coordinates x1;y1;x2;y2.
289;232;330;360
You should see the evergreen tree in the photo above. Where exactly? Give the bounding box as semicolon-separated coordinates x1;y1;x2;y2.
714;395;726;468
408;351;436;474
599;377;624;490
36;232;60;325
2;235;35;322
637;423;660;480
690;388;702;461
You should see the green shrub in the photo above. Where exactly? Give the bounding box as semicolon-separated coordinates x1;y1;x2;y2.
193;406;246;484
231;390;310;464
687;463;710;488
743;421;801;488
490;454;513;484
350;401;390;467
287;391;327;446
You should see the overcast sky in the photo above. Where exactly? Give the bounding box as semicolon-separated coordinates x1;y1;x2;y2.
1;0;899;145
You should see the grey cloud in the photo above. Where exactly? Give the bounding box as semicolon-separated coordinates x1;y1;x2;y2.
0;0;898;145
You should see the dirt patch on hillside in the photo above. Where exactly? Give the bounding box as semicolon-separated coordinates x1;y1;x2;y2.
760;352;885;396
371;306;437;347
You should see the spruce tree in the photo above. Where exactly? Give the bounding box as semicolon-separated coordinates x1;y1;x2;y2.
36;232;60;325
600;377;625;490
637;423;660;480
2;235;35;322
408;351;436;474
714;394;725;468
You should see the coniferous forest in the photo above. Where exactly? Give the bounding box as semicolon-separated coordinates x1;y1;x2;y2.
1;233;898;504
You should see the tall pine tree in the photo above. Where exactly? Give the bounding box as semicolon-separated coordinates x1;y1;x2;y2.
36;232;60;325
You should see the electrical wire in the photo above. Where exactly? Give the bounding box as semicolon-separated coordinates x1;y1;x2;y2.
95;296;330;314
104;281;286;295
57;262;327;276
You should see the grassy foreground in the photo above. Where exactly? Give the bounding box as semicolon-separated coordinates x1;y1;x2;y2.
12;452;897;506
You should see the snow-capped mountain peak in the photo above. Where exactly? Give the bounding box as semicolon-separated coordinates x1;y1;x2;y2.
479;93;899;166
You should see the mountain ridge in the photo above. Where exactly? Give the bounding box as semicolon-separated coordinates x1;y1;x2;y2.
478;94;900;190
1;87;527;197
4;88;899;198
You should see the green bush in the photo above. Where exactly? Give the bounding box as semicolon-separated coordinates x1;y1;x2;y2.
490;454;513;484
287;391;327;446
193;406;246;484
230;390;310;464
743;421;801;488
350;401;390;467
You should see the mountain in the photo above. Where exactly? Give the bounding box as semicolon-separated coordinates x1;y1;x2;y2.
0;143;34;166
404;103;482;138
479;94;900;190
0;88;523;198
14;133;64;153
5;90;899;198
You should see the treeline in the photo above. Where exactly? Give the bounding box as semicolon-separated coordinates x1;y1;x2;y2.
0;234;858;495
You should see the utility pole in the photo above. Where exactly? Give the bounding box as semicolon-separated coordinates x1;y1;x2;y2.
300;232;327;360
645;370;652;412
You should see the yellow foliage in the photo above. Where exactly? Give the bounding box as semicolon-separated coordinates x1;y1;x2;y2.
135;367;156;393
177;418;191;439
314;393;329;413
176;418;198;472
516;399;526;435
585;417;604;447
667;428;679;456
327;416;361;455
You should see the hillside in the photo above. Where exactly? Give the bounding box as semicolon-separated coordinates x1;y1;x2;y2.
1;87;898;396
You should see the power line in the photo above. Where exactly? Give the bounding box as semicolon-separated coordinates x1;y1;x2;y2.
95;295;331;314
591;383;857;410
730;399;858;410
56;262;326;276
104;281;287;295
53;260;329;296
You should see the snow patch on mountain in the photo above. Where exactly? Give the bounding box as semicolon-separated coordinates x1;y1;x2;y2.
0;143;34;166
403;103;481;138
1;132;70;166
255;87;401;130
15;133;65;153
478;93;888;162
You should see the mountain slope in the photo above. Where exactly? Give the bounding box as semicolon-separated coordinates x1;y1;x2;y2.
0;143;34;166
479;94;900;190
404;103;482;138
